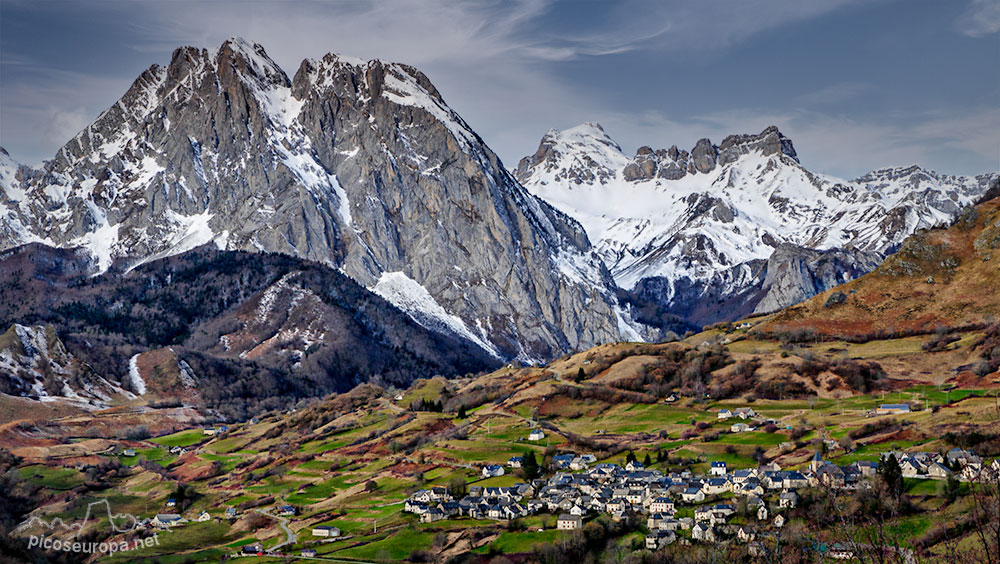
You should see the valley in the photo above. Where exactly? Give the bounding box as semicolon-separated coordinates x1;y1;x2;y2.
2;315;998;562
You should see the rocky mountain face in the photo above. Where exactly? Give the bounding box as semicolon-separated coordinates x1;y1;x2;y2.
0;38;630;363
629;243;882;327
0;244;499;418
516;123;997;326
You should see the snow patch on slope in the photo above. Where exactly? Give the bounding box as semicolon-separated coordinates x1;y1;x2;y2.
381;66;478;154
126;210;215;271
615;306;645;343
372;272;501;359
127;354;147;395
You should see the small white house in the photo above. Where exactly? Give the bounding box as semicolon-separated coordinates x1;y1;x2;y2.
731;422;753;433
779;491;798;508
198;511;211;522
710;461;727;476
557;514;582;530
528;429;545;441
312;525;341;538
692;522;715;542
681;488;705;503
482;465;505;478
900;458;926;478
421;507;445;523
625;460;645;472
153;514;186;528
645;530;676;550
927;462;952;478
122;448;136;457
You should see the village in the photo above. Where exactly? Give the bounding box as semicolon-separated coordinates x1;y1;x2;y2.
16;379;998;563
398;407;998;555
126;406;1000;558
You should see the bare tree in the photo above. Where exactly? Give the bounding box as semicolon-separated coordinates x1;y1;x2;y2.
824;479;916;564
967;467;1000;563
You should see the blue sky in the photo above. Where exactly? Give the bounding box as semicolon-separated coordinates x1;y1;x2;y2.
1;0;997;178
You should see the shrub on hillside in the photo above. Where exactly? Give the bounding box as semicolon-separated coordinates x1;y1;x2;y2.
973;322;1000;374
923;332;961;352
789;427;810;441
755;377;812;399
848;419;904;440
830;359;886;393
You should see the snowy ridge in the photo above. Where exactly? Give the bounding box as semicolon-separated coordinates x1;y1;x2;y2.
518;123;997;292
381;65;478;153
372;272;502;359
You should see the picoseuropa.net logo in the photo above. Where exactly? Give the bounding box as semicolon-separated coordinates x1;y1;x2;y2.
16;499;160;556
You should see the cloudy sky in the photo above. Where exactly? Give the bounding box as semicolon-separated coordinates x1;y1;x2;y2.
1;0;998;178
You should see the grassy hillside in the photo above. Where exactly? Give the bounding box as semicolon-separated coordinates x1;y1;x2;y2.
757;196;1000;340
3;334;998;562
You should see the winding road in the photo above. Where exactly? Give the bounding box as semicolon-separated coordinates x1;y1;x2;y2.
255;508;297;551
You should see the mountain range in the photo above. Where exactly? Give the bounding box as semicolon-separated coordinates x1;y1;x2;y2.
0;38;997;412
516;122;997;326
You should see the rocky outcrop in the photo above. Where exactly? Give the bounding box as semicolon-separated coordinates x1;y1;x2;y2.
752;244;881;314
0;39;630;362
519;125;801;187
631;243;882;326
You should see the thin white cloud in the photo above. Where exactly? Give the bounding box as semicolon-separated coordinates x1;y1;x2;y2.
626;0;867;53
955;0;1000;36
794;82;871;107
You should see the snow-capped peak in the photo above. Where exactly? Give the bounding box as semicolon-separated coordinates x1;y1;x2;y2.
549;122;622;152
217;36;290;87
514;122;630;188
